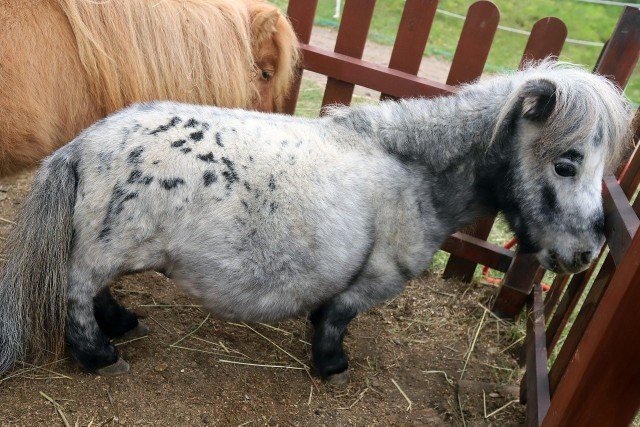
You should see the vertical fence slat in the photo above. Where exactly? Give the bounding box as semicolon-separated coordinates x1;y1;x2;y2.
282;0;319;115
544;258;604;355
446;0;499;86
380;0;438;101
542;228;640;426
547;256;615;396
320;0;376;112
618;108;640;198
519;17;567;68
593;6;640;89
524;283;551;427
492;254;543;319
543;274;569;320
442;1;499;280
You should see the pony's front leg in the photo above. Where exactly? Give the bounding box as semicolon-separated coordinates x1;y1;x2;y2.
66;275;129;376
94;287;149;340
309;300;358;385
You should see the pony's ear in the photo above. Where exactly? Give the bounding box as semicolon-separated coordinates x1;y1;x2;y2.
520;79;557;122
250;8;280;45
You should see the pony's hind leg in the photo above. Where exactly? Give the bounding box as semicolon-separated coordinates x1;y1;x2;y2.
93;287;149;340
66;272;129;376
309;300;358;385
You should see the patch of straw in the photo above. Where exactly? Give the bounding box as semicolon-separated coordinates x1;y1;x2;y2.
338;388;368;410
460;309;487;380
40;391;71;427
217;359;305;370
391;378;412;412
240;322;309;371
170;314;210;347
485;399;519;418
423;370;454;387
257;323;293;336
457;392;467;427
114;335;148;347
1;358;69;384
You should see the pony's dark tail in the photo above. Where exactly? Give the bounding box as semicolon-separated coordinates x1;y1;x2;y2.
0;149;78;375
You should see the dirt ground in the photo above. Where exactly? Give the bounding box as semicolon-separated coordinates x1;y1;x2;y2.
0;27;526;427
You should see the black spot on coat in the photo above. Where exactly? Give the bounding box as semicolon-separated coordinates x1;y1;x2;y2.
160;178;186;190
216;132;224;147
221;157;239;187
128;146;144;165
197;153;216;163
172;139;187;148
184;118;199;128
150;116;182;135
100;185;139;239
190;131;204;141
203;171;217;187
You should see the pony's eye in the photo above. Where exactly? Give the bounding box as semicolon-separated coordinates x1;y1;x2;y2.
554;162;576;177
261;70;273;81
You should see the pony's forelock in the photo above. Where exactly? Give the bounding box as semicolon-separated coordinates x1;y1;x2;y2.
490;60;633;170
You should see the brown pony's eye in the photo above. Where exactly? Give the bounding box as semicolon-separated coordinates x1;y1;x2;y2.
261;70;273;81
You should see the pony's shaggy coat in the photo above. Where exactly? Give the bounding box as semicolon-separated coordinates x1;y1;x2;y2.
0;63;632;380
0;0;299;176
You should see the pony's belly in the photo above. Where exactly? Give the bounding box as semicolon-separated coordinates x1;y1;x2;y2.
180;278;334;323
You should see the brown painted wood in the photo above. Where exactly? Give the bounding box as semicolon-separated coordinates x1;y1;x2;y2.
603;175;640;266
618;108;640;198
542;224;640;426
593;6;640;89
524;283;551;426
543;274;569;320
282;0;319;115
547;255;615;396
321;0;376;112
440;232;514;273
544;264;595;354
519;17;567;68
492;253;543;319
301;45;454;99
441;3;500;282
380;0;438;101
446;1;499;86
443;218;497;282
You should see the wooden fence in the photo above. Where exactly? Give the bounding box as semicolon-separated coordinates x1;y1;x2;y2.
282;0;640;425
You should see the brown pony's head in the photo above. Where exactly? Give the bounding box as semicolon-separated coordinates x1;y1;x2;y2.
246;0;300;112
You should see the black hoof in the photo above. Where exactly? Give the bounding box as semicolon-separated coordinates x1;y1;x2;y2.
95;357;130;376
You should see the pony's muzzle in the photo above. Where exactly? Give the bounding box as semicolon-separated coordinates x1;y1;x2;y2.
539;248;597;274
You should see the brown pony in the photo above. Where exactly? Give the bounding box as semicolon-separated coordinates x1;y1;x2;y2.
0;0;299;176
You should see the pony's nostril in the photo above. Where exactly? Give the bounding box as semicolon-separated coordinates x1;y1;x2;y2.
579;251;593;265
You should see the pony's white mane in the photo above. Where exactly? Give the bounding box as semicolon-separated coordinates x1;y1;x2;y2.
487;60;633;169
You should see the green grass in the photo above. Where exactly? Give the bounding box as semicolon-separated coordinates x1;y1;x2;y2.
273;0;639;104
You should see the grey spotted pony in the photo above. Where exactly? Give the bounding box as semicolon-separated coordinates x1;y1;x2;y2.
0;62;631;384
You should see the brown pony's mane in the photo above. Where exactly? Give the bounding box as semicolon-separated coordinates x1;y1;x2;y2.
57;0;292;113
